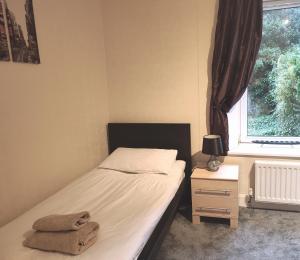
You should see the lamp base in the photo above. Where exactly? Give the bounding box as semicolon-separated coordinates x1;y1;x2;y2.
207;155;221;172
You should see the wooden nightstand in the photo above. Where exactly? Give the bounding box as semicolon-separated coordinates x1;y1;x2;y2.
191;165;239;228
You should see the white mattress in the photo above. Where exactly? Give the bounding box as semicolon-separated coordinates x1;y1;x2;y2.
0;160;185;260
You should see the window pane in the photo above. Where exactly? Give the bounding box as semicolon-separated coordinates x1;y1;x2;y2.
247;7;300;137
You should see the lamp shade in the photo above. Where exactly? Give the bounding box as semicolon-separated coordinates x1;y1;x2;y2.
202;135;224;155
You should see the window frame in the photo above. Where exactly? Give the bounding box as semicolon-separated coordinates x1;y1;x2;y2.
264;0;300;11
238;1;300;143
227;1;300;155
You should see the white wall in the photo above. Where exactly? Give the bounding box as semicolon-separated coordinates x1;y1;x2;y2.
0;0;109;227
103;0;217;154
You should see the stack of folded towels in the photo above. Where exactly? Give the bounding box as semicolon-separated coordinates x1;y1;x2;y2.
23;211;99;255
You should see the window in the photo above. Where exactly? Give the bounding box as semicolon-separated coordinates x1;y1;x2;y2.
240;1;300;143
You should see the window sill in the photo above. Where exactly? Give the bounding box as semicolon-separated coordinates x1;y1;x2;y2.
228;143;300;158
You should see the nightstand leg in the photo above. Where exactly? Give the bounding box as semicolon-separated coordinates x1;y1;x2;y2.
230;218;238;228
192;215;200;224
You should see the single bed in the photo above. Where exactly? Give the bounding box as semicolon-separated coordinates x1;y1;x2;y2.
107;123;192;259
0;123;191;260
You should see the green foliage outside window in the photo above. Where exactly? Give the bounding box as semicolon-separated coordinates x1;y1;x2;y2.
247;7;300;137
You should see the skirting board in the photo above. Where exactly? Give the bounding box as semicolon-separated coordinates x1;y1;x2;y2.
239;194;248;207
234;194;300;211
250;200;300;212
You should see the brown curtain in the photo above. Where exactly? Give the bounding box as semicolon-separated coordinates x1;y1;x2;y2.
210;0;263;154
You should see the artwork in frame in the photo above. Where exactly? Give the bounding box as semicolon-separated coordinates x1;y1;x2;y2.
4;0;40;64
0;1;9;61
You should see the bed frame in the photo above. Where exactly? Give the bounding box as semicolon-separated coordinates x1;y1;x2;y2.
107;123;191;260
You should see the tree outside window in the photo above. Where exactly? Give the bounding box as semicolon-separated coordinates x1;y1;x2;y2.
247;7;300;137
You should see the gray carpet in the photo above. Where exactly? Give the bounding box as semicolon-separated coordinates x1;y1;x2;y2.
155;208;300;260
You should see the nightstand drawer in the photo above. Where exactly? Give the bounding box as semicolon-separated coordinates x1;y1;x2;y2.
192;196;238;218
192;179;238;199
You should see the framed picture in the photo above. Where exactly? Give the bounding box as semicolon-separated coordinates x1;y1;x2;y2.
4;0;40;64
0;1;9;61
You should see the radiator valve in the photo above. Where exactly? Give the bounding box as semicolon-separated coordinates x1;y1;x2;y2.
247;188;254;206
249;188;253;196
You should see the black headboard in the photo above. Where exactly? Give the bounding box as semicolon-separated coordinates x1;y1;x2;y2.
107;123;192;181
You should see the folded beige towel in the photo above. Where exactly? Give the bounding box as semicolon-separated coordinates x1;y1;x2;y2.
23;222;99;255
33;211;90;231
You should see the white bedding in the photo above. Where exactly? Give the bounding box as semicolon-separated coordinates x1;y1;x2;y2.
0;160;185;260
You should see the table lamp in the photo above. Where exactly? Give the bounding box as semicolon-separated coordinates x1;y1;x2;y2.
202;135;224;171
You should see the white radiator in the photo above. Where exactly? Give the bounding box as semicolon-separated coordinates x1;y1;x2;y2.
255;160;300;205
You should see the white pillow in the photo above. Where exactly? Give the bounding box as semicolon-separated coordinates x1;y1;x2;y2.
99;147;178;174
